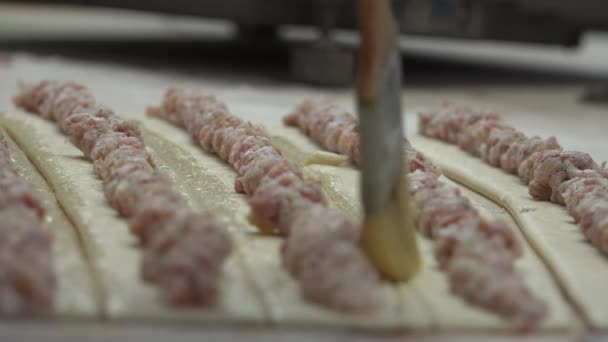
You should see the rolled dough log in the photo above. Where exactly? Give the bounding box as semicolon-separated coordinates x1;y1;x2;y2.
410;135;607;330
2;129;98;318
266;125;577;332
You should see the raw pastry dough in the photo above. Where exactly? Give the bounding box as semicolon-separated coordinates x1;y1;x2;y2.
142;117;424;329
267;125;576;332
0;112;265;322
0;109;577;331
411;135;602;329
1;129;98;318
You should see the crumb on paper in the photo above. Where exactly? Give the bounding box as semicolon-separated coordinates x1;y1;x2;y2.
520;206;536;213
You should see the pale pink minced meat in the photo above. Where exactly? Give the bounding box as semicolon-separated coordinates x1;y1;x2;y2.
285;98;440;176
0;130;54;314
419;103;608;263
286;100;544;331
147;88;382;313
14;81;231;306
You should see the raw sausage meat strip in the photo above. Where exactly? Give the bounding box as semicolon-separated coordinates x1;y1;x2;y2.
419;103;608;256
147;87;381;313
285;98;440;176
285;99;546;332
418;103;561;174
0;130;54;314
14;81;232;307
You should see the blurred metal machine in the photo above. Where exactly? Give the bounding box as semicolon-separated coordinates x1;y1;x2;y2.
10;0;608;85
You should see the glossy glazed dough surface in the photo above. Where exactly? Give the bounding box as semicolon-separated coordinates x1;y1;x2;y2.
411;135;603;329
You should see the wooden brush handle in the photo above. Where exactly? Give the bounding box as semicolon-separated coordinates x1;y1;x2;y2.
356;0;399;104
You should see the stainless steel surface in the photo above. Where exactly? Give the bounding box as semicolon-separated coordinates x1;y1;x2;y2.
289;42;354;86
6;0;608;84
289;0;354;86
9;0;608;43
5;0;608;85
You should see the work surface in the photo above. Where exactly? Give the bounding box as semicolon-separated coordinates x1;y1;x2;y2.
1;5;608;336
1;54;607;342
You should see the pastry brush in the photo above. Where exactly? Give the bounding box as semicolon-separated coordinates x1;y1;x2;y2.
356;0;422;281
